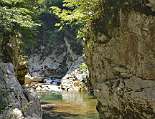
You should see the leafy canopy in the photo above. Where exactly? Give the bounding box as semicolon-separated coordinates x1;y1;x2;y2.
0;0;40;32
51;0;103;38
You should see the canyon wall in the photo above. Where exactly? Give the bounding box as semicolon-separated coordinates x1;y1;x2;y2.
28;31;83;78
0;63;42;119
85;1;155;119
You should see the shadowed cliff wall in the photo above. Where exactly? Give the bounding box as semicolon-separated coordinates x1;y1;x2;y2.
85;0;155;118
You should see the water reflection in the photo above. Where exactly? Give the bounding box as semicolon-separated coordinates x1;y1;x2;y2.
39;91;99;119
62;92;86;105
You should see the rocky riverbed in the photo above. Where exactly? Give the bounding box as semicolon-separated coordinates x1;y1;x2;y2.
25;56;89;93
23;54;96;119
24;70;97;119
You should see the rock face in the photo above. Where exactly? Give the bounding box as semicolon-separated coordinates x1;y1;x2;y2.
85;1;155;119
61;56;89;92
0;63;42;119
28;32;83;78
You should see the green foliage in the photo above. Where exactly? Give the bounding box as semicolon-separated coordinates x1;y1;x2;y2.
0;0;40;32
80;63;88;73
51;0;103;38
0;0;42;64
38;0;63;13
51;0;146;40
0;8;36;30
21;28;38;52
23;0;64;54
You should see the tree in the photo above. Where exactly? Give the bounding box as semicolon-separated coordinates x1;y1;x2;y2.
0;0;41;84
51;0;103;39
0;0;40;62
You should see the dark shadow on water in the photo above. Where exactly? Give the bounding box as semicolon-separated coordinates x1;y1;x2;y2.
43;111;79;119
40;92;99;119
42;103;79;119
41;101;50;105
42;104;56;111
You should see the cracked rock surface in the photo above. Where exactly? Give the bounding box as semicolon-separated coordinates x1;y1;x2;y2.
0;63;42;119
85;1;155;119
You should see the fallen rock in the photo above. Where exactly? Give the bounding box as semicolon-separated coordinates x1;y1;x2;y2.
25;73;43;85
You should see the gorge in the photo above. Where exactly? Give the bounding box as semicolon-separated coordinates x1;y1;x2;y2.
0;0;155;119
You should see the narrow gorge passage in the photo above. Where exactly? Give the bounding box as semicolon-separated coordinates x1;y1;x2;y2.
27;48;98;119
0;0;155;119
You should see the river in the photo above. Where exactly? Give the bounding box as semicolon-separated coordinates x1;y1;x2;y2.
39;91;99;119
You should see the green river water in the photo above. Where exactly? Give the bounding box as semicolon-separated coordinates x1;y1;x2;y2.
39;91;99;119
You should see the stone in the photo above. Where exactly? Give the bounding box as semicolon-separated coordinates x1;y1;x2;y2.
25;73;43;85
61;57;89;92
147;0;155;11
85;1;155;118
16;62;28;85
28;33;83;78
0;63;42;119
34;83;61;92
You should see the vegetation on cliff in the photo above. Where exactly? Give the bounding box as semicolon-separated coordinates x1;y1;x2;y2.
0;0;40;62
1;0;155;118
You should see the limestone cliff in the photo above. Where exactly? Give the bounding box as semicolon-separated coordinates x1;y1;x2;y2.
29;31;83;78
85;0;155;119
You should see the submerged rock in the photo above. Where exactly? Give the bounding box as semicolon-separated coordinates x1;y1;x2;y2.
0;63;42;119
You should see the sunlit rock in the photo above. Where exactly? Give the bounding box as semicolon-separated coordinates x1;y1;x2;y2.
61;56;89;92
